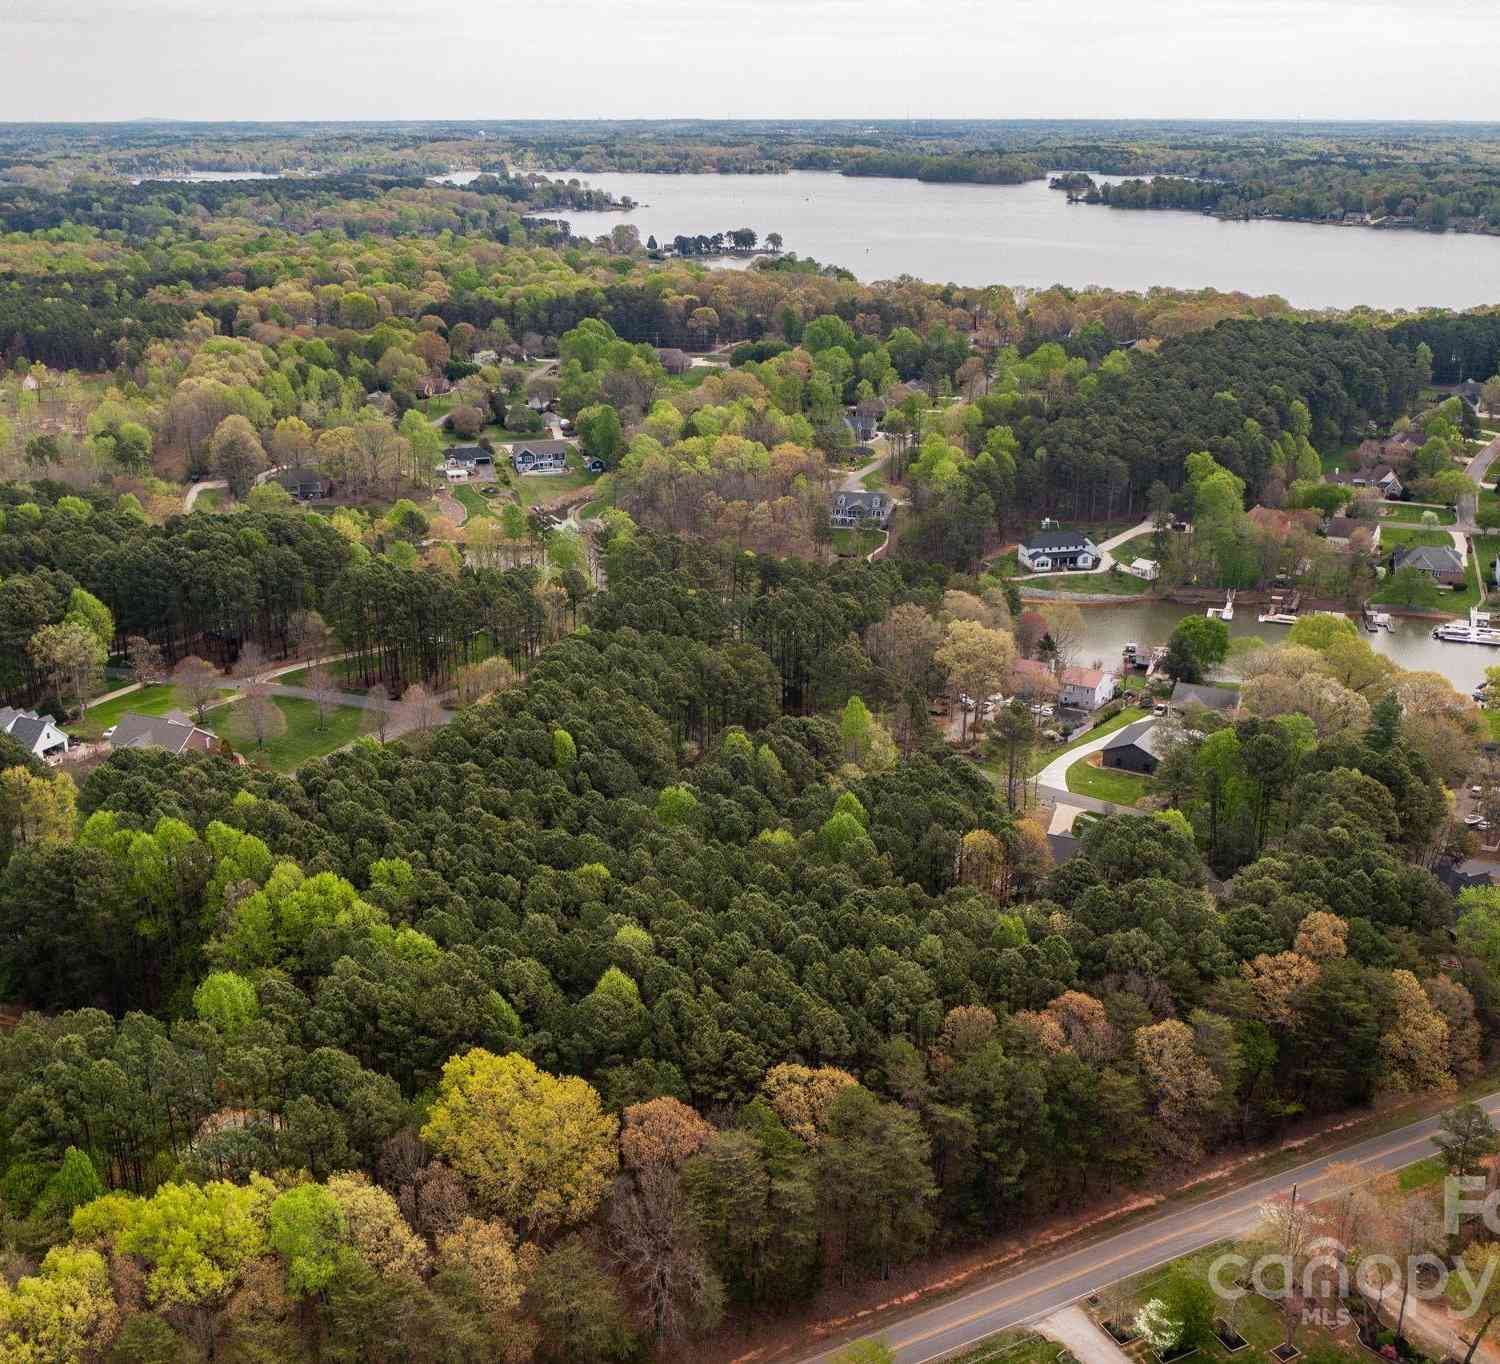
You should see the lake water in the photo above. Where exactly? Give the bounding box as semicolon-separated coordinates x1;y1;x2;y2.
487;169;1500;310
1066;601;1493;692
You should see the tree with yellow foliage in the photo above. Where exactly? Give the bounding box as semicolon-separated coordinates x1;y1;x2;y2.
421;1049;617;1235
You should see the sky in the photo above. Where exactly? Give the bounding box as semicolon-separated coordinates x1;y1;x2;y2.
1;0;1497;123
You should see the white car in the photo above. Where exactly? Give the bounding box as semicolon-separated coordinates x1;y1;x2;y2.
102;725;116;740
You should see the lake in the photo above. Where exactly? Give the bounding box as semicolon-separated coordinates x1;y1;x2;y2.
471;168;1500;310
1065;600;1494;692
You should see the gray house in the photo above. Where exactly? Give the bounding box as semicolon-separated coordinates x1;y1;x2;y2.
511;439;572;475
1102;718;1171;775
275;468;333;501
109;711;219;756
1392;544;1466;588
1169;682;1240;715
830;491;893;529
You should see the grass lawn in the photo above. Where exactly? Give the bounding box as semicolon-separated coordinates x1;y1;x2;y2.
1397;1154;1447;1192
192;488;224;512
452;484;516;521
1066;753;1148;804
577;499;605;520
1472;534;1500;592
949;1332;1065;1364
831;528;884;557
511;449;599;498
1029;705;1148;775
860;463;893;491
1382;504;1456;525
75;683;231;740
1377;525;1459;549
1021;569;1152;596
206;697;367;772
1110;530;1163;559
1488;711;1500;743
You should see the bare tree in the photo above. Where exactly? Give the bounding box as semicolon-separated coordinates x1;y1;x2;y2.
125;635;166;688
396;683;441;737
304;662;340;732
172;655;222;724
361;687;394;743
608;1170;723;1344
228;694;286;752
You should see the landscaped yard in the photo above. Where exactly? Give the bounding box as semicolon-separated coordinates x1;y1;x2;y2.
452;484;516;521
205;697;367;772
1020;569;1153;596
1381;504;1456;526
191;488;224;512
1376;525;1459;550
1065;753;1149;804
1472;534;1500;594
510;448;600;497
75;683;232;740
831;527;884;557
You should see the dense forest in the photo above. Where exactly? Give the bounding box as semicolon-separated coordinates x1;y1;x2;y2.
2;524;1495;1362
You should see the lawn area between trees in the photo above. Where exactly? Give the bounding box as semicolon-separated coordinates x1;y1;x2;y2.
204;697;366;772
1378;526;1461;550
831;528;884;557
1028;705;1149;776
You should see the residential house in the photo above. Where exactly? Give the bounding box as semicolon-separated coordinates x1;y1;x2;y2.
274;468;333;501
1123;558;1159;581
1058;666;1116;712
109;711;219;756
0;706;69;760
1101;717;1171;775
1329;466;1404;500
1169;681;1240;715
844;407;880;442
830;491;894;529
1018;530;1099;572
447;445;484;467
1323;516;1369;547
585;458;607;475
442;464;470;484
1391;544;1467;588
511;439;572;475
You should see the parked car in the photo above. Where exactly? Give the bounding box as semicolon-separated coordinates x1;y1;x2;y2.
1153;702;1168;716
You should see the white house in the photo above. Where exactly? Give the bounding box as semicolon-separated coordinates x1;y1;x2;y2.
1018;529;1099;572
1124;557;1160;581
512;439;572;475
443;464;470;483
0;706;69;759
1058;666;1117;712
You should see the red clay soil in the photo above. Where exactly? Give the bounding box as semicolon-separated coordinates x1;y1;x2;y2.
664;1085;1490;1364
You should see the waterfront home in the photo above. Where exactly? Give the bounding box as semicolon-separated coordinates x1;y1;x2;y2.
1169;681;1240;715
1391;544;1466;588
1018;529;1099;572
1058;667;1116;713
1124;557;1160;580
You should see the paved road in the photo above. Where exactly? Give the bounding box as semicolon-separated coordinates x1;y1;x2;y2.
802;1089;1500;1364
1458;433;1500;533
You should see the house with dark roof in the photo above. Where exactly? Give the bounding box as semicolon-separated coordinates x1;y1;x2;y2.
1169;681;1241;715
1328;466;1404;499
108;711;219;756
1101;717;1172;775
1391;544;1467;588
1018;529;1099;572
274;468;333;501
830;491;893;529
511;439;572;475
1323;516;1369;546
0;706;69;759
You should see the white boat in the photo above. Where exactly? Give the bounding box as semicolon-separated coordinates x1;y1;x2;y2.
1363;608;1393;632
1257;589;1301;625
1206;589;1236;621
1432;607;1500;646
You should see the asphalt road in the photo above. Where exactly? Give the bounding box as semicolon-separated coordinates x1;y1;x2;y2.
803;1090;1500;1364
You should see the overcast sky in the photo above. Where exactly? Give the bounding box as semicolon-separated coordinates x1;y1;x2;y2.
2;0;1496;123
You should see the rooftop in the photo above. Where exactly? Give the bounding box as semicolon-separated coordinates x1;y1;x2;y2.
1104;716;1173;761
1022;529;1096;551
